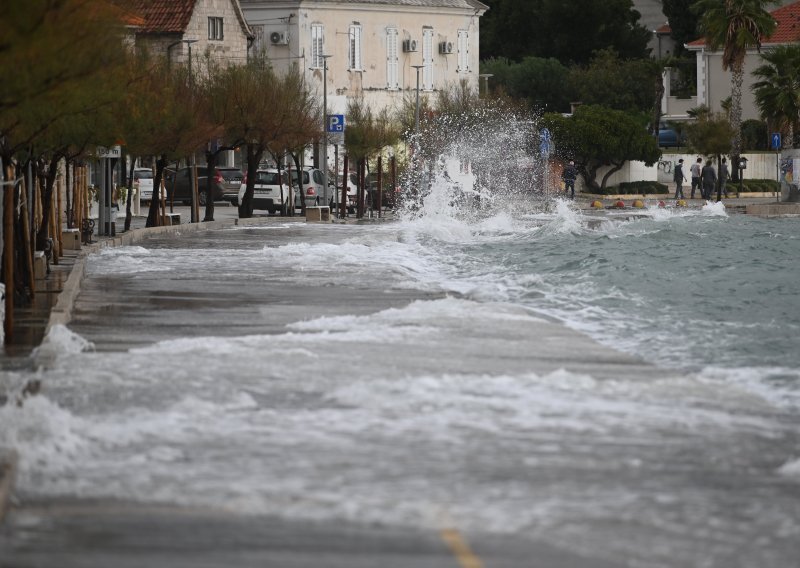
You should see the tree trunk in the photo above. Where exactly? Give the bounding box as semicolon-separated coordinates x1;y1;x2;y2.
238;143;262;219
3;163;15;343
730;64;744;183
124;159;135;231
585;163;602;192
291;152;305;216
146;155;168;228
652;72;665;137
203;151;217;222
600;163;624;191
35;156;60;251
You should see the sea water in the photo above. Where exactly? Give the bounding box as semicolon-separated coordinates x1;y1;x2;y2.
1;170;800;565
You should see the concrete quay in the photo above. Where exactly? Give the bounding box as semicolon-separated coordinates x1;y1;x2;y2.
0;196;796;567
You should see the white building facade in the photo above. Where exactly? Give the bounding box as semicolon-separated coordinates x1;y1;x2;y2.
240;0;487;117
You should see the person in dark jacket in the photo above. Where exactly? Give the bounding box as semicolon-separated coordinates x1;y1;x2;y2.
701;159;716;200
673;158;687;200
562;160;577;199
720;157;730;198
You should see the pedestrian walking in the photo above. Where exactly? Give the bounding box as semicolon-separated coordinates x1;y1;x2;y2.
673;158;687;200
719;158;730;198
690;157;702;198
562;160;577;199
701;159;716;200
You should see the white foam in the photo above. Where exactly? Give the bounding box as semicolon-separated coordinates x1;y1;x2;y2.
33;324;94;359
701;200;729;216
97;246;151;256
777;458;800;478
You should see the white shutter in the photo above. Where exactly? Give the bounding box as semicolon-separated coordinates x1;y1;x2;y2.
457;29;469;73
312;24;324;68
423;28;433;90
349;25;362;70
387;28;399;89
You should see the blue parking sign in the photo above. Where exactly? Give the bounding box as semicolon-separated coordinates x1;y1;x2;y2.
328;114;344;132
772;132;781;150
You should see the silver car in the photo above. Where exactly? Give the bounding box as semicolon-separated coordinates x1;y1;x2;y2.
237;169;291;215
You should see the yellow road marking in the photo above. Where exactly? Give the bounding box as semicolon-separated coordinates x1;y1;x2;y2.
440;528;484;568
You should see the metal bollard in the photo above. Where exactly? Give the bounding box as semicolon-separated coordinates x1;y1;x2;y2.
81;218;95;245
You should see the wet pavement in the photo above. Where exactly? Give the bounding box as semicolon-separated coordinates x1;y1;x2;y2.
1;197;797;568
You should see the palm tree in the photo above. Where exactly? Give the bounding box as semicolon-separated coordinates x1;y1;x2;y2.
693;0;777;169
752;44;800;149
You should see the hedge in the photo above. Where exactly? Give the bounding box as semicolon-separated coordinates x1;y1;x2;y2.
592;181;669;195
739;179;779;193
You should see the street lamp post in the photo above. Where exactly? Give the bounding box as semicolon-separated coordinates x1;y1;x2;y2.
321;55;332;205
410;64;424;204
184;40;200;222
411;64;424;136
168;38;199;222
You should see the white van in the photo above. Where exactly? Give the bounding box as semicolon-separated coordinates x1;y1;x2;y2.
133;168;156;202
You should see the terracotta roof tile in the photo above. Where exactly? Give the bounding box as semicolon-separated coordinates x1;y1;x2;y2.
687;0;800;48
131;0;196;34
656;23;671;34
764;0;800;44
241;0;486;8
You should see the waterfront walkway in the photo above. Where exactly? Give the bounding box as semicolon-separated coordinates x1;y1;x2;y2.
1;195;797;567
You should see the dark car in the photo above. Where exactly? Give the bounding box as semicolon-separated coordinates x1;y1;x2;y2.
656;123;687;148
215;167;244;203
164;167;227;205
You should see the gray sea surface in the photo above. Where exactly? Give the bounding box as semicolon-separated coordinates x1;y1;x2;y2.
1;192;799;567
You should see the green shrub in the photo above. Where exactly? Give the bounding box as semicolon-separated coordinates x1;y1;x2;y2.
740;179;779;193
596;181;668;195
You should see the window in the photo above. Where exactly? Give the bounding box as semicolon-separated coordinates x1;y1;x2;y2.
386;28;399;90
311;24;324;68
208;17;223;41
422;28;434;91
348;24;362;70
457;29;469;73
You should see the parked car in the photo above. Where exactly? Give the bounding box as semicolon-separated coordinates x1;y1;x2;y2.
133;168;156;202
656;123;687;148
237;169;291;215
164;167;226;205
292;167;336;209
214;167;244;203
336;172;358;212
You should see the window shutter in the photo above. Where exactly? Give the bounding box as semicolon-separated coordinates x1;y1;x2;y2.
423;28;433;90
457;30;469;73
387;28;399;89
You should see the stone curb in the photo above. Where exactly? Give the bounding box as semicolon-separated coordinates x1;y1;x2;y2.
0;450;18;524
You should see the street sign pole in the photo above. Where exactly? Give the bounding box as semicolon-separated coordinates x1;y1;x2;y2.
772;133;781;202
327;114;345;206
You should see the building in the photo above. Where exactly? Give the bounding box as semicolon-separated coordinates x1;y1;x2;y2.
663;0;800;123
131;0;253;69
240;0;488;117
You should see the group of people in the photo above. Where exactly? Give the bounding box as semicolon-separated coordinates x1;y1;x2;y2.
559;157;731;201
673;157;729;200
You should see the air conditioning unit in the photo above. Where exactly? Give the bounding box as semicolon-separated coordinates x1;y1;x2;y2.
270;31;289;45
439;41;453;55
402;39;418;52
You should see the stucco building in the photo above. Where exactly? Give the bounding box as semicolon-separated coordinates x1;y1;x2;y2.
131;0;253;69
240;0;488;117
663;0;800;123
